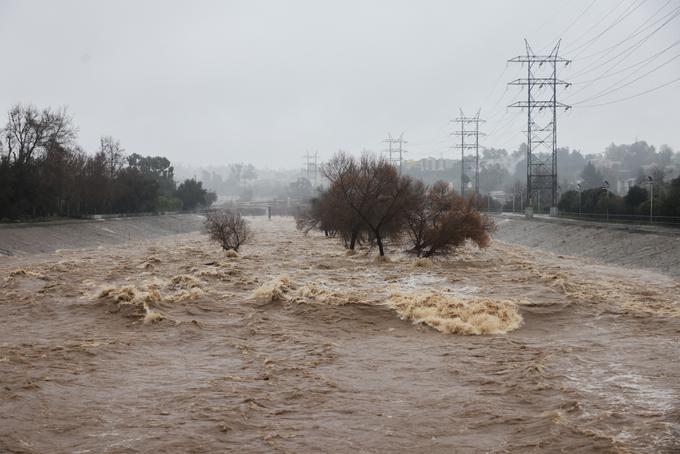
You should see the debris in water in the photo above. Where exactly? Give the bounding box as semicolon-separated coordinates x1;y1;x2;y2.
413;258;433;268
8;268;47;280
295;282;361;306
97;285;165;323
138;256;162;270
170;274;203;289
165;287;205;303
385;292;523;335
253;276;297;302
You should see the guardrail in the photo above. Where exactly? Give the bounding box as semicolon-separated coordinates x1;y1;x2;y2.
489;209;680;229
555;211;680;228
0;210;209;226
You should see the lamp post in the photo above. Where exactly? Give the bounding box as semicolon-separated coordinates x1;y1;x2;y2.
512;188;516;213
557;184;561;206
577;183;582;216
603;180;610;223
647;176;654;224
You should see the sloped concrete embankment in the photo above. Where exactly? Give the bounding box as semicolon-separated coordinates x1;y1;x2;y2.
493;216;680;278
0;214;205;256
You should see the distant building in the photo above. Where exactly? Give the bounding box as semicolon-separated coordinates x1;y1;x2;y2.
587;157;619;170
619;179;637;195
418;157;456;171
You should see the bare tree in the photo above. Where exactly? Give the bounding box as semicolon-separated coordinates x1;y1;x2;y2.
3;104;76;165
323;152;417;256
99;136;126;179
204;211;252;252
405;181;495;257
295;189;342;239
320;154;366;248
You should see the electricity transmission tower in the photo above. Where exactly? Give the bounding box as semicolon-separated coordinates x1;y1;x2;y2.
451;109;485;198
383;133;407;174
508;39;571;214
303;151;318;186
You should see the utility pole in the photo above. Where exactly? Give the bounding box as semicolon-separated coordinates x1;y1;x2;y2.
304;152;311;181
603;180;610;222
382;133;407;174
451;109;485;198
508;39;571;216
648;176;654;224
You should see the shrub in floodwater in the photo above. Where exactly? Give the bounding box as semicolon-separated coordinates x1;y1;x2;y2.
204;210;252;252
300;152;418;256
404;181;496;257
298;151;494;258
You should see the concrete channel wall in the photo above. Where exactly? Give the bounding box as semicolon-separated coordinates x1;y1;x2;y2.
493;214;680;278
0;214;206;256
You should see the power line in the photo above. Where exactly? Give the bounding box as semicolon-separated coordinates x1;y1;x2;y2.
488;115;525;146
562;0;638;51
479;65;510;113
563;8;680;103
483;84;523;125
486;108;522;137
572;38;680;85
575;75;680;108
572;50;680;105
567;0;649;56
537;0;600;55
567;6;680;80
576;0;676;60
557;0;600;40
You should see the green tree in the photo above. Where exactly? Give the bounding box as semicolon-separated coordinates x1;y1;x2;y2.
176;179;211;210
580;162;604;189
659;176;680;216
624;186;648;213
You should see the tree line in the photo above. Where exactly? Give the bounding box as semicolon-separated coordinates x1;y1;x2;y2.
558;175;680;219
296;152;494;257
0;104;216;220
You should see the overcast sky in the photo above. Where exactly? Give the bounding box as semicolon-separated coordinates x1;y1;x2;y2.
1;0;678;168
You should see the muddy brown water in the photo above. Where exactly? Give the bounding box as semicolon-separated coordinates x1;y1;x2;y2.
1;217;679;453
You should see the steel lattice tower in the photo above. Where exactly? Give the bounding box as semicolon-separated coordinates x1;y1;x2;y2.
303;151;318;186
452;109;484;198
508;39;571;212
383;133;407;174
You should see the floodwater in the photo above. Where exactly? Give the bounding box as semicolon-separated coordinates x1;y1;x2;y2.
1;217;679;453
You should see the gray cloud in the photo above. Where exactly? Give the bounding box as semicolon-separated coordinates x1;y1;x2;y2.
1;0;677;167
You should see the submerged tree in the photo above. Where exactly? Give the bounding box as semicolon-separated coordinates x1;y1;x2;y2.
204;211;252;252
404;181;495;257
320;152;418;256
300;151;495;257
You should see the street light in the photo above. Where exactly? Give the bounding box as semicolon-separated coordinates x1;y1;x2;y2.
512;187;516;213
603;180;610;222
577;183;582;216
647;175;654;224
